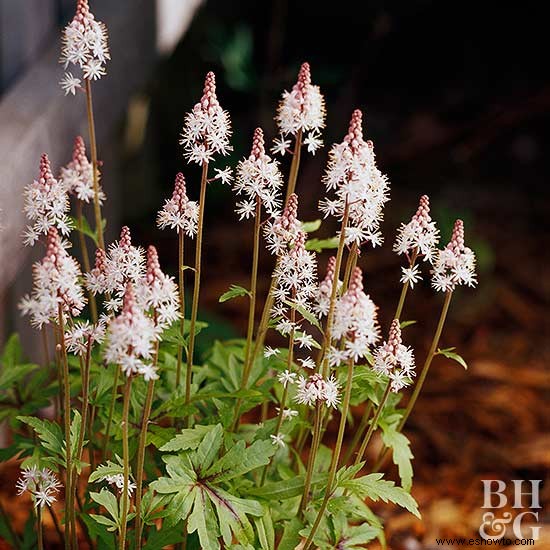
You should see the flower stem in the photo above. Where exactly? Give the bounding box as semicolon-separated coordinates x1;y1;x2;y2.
341;402;372;466
76;200;97;322
259;299;296;485
285;130;303;202
398;290;453;430
135;329;159;550
84;79;104;251
341;242;358;293
318;201;350;377
299;402;322;515
373;290;453;472
135;378;155;549
395;250;418;321
303;358;355;550
232;197;262;431
37;507;44;550
175;230;185;390
353;383;391;468
186;161;209;422
119;376;132;550
102;366;119;461
58;305;73;550
47;503;64;546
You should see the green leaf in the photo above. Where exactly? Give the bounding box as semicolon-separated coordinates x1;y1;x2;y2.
0;363;39;391
90;489;120;525
1;333;23;369
340;473;419;518
193;424;224;474
160;424;216;452
188;489;220;550
283;301;321;330
399;320;417;329
17;416;64;459
143;525;185;549
300;219;321;233
205;439;275;482
219;285;251;303
254;508;274;550
305;237;339;252
247;473;328;500
278;518;304;550
69;215;99;245
89;460;124;483
437;347;468;369
381;427;414;491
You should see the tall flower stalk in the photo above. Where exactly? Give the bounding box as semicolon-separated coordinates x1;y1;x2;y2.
157;173;198;391
180;71;232;416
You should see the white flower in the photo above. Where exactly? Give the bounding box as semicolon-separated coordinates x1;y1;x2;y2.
16;468;61;509
271;232;317;321
270;433;286;448
271;135;292;156
431;220;477;292
303;130;323;154
295;333;316;349
233;128;283;218
23;154;72;246
394;195;439;261
277;370;297;388
180;72;232;164
98;472;137;498
263;193;301;256
264;346;280;358
104;283;159;378
298;357;316;370
157;173;199;237
275;62;325;140
276;407;299;420
19;228;85;328
59;136;103;204
213;167;233;185
60;1;110;88
400;265;422;289
319;110;390;249
372;320;416;392
295;373;340;408
332;267;380;363
65;318;106;356
60;72;82;95
85;226;146;303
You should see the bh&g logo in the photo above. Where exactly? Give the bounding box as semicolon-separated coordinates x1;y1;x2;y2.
480;480;542;541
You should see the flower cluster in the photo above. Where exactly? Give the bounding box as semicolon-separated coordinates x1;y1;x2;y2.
431;219;477;292
23;154;71;246
272;232;317;335
97;472;137;498
314;256;340;317
103;283;159;380
60;0;110;94
264;193;301;256
65;318;107;356
180;71;232;164
320;109;390;247
373;319;415;392
233;128;283;219
59;136;103;204
331;267;380;364
157;173;199;236
273;62;325;155
19;228;86;328
16;467;61;509
295;372;340;408
85;226;145;311
136;245;180;331
394;195;439;288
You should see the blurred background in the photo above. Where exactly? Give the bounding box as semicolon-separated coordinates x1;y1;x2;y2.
1;0;549;547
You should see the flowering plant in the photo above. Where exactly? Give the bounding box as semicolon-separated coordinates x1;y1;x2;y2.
0;3;477;549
